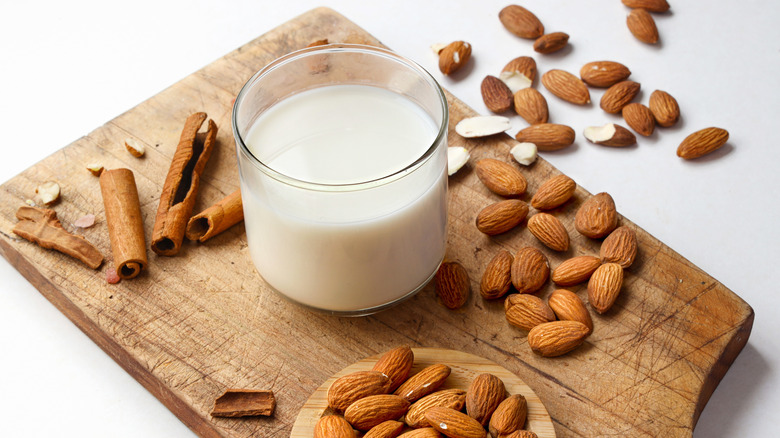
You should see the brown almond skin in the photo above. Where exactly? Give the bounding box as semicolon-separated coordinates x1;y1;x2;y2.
531;174;576;210
627;8;659;44
588;263;624;314
475;200;529;236
488;394;528;437
397;428;441;437
515;123;576;151
528;321;589;357
649;90;680;127
622;103;656;136
600;226;638;268
575;192;618;238
551;255;601;286
527;213;569;252
677;127;729;159
439;41;472;75
405;388;466;428
541;69;590;105
481;75;514;113
511;247;550;294
466;373;507;426
364;420;405;438
601;80;641;114
533;32;569;54
480;250;515;299
344;394;411;431
475;158;527;197
580;61;631;88
502;56;537;82
328;371;393;411
588;124;637;147
425;407;487;438
372;346;415;392
505;293;556;331
514;88;549;125
622;0;670;12
435;262;470;309
394;364;451;403
499;5;544;39
548;289;594;335
315;415;357;438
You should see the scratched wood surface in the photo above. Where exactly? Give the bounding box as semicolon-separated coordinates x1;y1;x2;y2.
0;7;753;438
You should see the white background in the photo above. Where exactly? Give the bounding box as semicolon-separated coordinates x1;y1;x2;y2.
1;0;778;436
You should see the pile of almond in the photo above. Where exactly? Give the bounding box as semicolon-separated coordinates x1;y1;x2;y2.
315;346;539;438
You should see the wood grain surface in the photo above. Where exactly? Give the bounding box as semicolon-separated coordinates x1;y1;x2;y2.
0;7;753;438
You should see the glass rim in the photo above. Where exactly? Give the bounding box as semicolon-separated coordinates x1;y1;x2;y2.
232;43;449;192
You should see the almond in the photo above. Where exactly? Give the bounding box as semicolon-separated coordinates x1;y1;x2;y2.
527;213;569;252
405;389;467;428
627;9;659;44
510;142;538;166
505;293;556;331
315;415;357;438
345;394;411;431
548;289;593;334
551;255;601;286
600;80;640;114
364;420;405;438
583;123;637;147
475;200;529;236
513;88;549;125
425;407;487;438
588;263;624;314
503;431;539;438
475;158;528;197
622;103;655;136
455;116;511;139
510;247;550;294
677;127;729;159
499;5;544;39
528;321;589;357
531;175;576;210
515;123;575;151
124;138;146;158
600;226;638;268
622;0;670;13
480;250;514;299
435;262;470;310
533;32;569;54
372;346;415;392
488;394;527;437
394;364;452;403
439;41;472;75
502;56;537;82
397;428;441;437
579;61;631;88
649;90;680;127
328;371;394;411
466;373;507;426
481;75;514;113
541;69;590;105
447;146;470;176
575;192;618;238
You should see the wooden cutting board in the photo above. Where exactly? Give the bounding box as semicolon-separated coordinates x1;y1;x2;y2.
0;7;753;438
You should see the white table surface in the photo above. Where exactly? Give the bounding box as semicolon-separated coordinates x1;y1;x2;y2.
1;1;777;436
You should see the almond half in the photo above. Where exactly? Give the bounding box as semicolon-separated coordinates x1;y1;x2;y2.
501;56;537;93
583;123;637;147
541;69;590;105
510;142;538;166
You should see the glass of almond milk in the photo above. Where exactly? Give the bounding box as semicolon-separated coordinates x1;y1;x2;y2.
233;44;448;315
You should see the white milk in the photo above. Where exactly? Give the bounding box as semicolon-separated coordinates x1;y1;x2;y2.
240;85;448;312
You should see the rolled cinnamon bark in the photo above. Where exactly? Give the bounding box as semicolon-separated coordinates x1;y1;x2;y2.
151;112;218;255
100;168;147;279
186;189;243;242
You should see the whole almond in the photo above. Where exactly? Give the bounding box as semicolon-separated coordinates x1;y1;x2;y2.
515;123;576;151
499;5;544;39
405;389;467;428
551;255;601;286
575;192;618;238
600;226;638;268
364;420;405;438
502;56;537;82
395;364;451;403
482;75;514;113
531;174;576;210
677;127;730;159
583;123;637;147
533;32;569;54
622;0;670;13
439;41;472;75
475;158;528;197
329;371;394;411
649;90;680;127
580;61;631;88
588;263;624;314
488;394;528;437
548;289;593;334
398;428;441;437
528;321;589;357
466;373;507;426
476;200;529;236
527;213;569;252
514;88;549;125
622;103;655;136
315;415;357;438
425;407;487;438
541;69;590;105
627;9;659;44
372;346;415;392
505;293;556;331
480;250;515;299
435;262;470;309
511;247;550;294
601;80;641;114
345;394;411;431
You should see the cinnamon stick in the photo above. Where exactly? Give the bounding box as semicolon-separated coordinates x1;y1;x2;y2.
100;168;147;279
185;189;243;242
151;112;217;256
13;206;103;269
211;389;276;417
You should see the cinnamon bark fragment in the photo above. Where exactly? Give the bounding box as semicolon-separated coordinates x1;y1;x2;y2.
211;389;276;417
151;112;218;256
185;189;243;242
13;205;103;269
100;168;147;279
